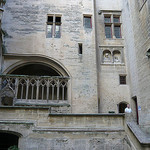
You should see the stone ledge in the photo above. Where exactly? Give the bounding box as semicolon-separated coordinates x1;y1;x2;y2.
49;113;125;116
0;106;50;109
15;102;70;107
0;120;34;125
127;122;150;145
33;128;125;133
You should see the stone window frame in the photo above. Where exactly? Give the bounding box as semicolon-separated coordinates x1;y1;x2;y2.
46;14;62;38
100;46;124;65
102;11;122;39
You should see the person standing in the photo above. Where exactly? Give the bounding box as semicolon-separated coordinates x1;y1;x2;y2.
125;104;132;113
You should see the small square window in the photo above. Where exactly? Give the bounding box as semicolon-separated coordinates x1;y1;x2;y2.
84;16;92;28
113;16;120;23
47;16;53;24
55;17;61;24
120;75;126;84
104;16;111;23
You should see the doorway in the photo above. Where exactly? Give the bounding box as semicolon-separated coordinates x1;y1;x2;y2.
0;132;19;150
118;102;127;113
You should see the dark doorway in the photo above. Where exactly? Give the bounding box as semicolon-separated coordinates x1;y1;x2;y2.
132;96;139;124
0;133;19;150
119;102;127;113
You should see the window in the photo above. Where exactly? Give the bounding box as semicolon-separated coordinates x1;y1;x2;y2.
105;25;112;38
104;14;122;39
47;15;61;38
84;16;92;28
78;43;82;55
114;25;121;38
120;75;126;84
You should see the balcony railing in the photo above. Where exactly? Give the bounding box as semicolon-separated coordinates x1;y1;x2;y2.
0;75;70;105
0;0;6;8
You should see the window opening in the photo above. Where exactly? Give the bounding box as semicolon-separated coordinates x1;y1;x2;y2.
47;15;61;38
114;25;121;38
104;14;122;39
120;75;126;84
105;25;112;38
84;16;92;28
119;102;127;113
78;43;83;55
113;16;120;23
104;16;111;23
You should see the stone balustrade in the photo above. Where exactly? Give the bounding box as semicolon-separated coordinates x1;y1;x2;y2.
0;75;70;105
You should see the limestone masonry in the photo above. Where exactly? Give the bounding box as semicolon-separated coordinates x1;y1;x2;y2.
0;0;150;149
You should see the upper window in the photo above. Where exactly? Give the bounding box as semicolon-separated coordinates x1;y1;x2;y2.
47;15;61;38
104;14;122;39
84;16;92;28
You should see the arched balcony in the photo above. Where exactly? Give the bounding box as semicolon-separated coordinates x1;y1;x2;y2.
0;63;70;106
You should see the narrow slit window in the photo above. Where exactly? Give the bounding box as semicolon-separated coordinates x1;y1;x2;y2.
78;43;82;55
84;16;92;28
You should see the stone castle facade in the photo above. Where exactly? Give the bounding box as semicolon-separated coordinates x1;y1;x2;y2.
0;0;150;149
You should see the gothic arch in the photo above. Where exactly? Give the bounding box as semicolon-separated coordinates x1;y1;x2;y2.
3;55;71;77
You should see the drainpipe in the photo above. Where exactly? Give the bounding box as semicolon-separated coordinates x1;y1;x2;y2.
0;8;4;75
93;0;101;113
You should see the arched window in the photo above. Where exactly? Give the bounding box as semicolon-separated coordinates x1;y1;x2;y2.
1;62;70;106
118;102;127;113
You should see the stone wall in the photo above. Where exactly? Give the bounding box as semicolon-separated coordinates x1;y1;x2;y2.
123;0;150;129
0;107;133;150
1;0;98;114
95;0;130;113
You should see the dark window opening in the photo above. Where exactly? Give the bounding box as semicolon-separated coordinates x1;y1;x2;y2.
120;75;126;84
47;16;53;24
84;16;92;28
105;25;112;38
10;64;60;76
119;103;127;113
0;133;19;150
78;43;82;55
55;17;61;24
